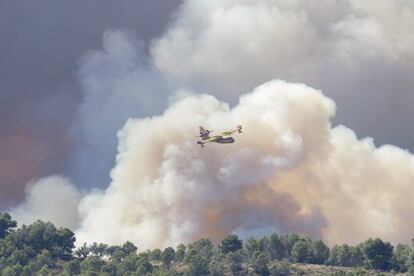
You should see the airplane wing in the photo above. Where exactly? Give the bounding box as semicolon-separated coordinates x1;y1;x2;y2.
221;125;242;136
198;126;212;140
199;126;207;135
197;136;217;147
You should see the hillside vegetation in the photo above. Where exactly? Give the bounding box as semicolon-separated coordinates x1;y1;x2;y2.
0;212;413;275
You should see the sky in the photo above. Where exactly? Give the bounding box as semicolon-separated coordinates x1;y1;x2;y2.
1;0;414;248
0;0;181;206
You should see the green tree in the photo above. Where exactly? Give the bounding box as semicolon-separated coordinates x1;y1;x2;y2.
328;245;339;265
251;251;270;276
150;248;162;261
0;212;17;239
136;257;153;275
162;247;176;270
360;238;393;270
2;264;23;276
64;259;81;275
186;253;210;276
19;221;75;259
176;243;186;263
407;240;414;275
310;240;329;264
136;259;153;275
33;250;54;270
280;233;299;258
74;242;90;260
268;233;285;260
23;261;41;275
245;237;267;258
80;256;105;274
56;227;76;260
209;249;227;276
291;238;311;263
116;253;139;274
391;243;410;272
186;238;214;262
0;220;75;269
122;241;137;255
220;234;243;254
349;246;364;267
185;239;214;275
37;264;51;276
101;262;117;275
226;249;244;275
107;245;127;262
89;242;108;257
328;244;363;267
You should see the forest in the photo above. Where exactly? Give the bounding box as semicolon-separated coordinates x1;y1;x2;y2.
0;212;413;275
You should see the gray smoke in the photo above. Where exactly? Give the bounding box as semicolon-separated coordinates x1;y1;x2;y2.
152;0;414;148
7;0;414;249
75;80;414;248
70;30;169;188
0;0;181;207
10;176;81;229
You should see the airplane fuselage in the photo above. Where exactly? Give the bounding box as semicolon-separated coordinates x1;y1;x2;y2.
205;135;235;144
197;125;241;147
215;136;235;144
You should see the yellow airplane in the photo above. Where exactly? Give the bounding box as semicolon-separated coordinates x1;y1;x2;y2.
196;125;242;147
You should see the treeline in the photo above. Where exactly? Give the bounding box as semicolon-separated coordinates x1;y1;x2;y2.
1;212;414;275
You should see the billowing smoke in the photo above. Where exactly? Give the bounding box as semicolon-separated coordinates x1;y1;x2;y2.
10;176;81;230
6;0;414;250
152;0;414;148
0;0;181;207
70;30;169;189
70;0;414;194
74;80;414;248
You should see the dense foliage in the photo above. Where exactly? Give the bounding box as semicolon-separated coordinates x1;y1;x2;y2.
0;212;413;275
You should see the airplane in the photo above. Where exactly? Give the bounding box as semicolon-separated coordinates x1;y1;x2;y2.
196;125;242;147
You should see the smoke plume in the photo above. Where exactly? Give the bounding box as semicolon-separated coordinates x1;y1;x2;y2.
69;30;170;189
10;176;81;230
6;0;414;250
152;0;414;148
0;0;181;206
75;80;414;248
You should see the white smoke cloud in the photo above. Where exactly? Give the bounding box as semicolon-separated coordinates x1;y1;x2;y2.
275;124;414;245
9;0;414;250
152;0;414;148
75;80;332;248
70;30;169;188
74;80;414;249
69;0;414;193
9;175;81;229
152;0;414;95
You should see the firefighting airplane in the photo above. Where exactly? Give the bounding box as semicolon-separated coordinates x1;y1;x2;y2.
196;125;242;147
